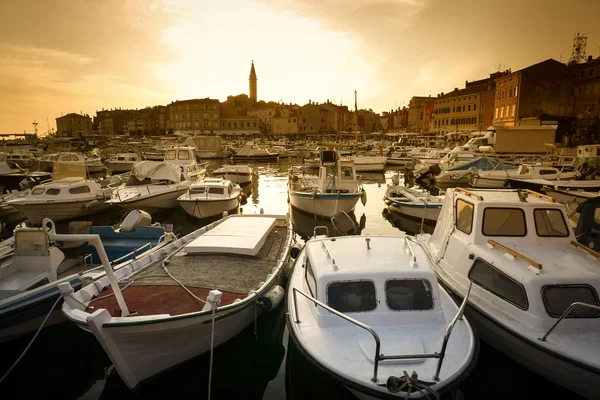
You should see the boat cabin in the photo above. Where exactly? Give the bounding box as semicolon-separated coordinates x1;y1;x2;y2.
189;178;236;199
164;146;203;179
427;188;600;332
316;151;359;194
26;178;104;199
109;153;140;163
300;235;446;327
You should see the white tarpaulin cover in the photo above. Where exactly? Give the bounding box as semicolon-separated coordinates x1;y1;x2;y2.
131;161;182;183
426;190;455;262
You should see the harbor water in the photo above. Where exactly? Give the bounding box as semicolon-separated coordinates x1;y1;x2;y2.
0;159;583;400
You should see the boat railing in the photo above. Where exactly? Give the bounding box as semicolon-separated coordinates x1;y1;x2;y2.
538;301;600;342
487;239;542;270
313;226;329;237
292;283;472;383
109;242;152;266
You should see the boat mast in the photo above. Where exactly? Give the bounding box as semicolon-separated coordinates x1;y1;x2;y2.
354;90;358;154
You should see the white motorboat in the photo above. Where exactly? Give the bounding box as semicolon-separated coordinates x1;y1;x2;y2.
233;143;279;162
384;184;444;222
418;188;600;400
6;152;37;169
211;165;254;186
350;155;387;172
178;178;241;219
469;164;578;188
508;177;600;193
60;213;292;389
108;161;191;213
8;178;112;224
0;153;52;193
142;148;166;161
105;153;142;173
163;146;207;182
288;150;366;218
0;216;175;343
287;232;477;399
37;152;105;174
386;148;433;166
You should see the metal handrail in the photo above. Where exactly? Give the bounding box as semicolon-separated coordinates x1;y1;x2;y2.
109;242;152;266
313;226;329;237
404;237;416;264
292;283;472;383
538;301;600;342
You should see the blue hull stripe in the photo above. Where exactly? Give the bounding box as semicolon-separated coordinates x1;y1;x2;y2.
0;278;82;313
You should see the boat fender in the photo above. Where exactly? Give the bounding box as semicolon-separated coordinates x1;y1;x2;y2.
289;244;302;259
85;200;100;209
360;189;367;206
258;285;284;311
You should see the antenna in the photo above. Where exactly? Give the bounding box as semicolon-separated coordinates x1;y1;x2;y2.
495;60;508;71
568;32;587;64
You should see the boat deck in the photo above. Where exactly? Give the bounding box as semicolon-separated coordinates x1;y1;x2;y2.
86;220;288;317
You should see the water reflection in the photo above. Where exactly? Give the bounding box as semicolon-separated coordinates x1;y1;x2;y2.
290;207;364;241
382;206;435;235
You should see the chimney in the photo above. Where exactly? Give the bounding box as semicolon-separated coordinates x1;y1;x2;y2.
441;92;444;96
588;55;593;62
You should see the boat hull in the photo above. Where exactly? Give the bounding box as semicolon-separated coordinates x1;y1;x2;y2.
468;175;508;188
387;202;442;221
508;178;600;193
289;192;361;218
178;197;240;219
10;199;111;224
112;188;189;213
441;280;600;400
233;154;279;162
105;162;135;173
354;163;386;172
212;171;252;186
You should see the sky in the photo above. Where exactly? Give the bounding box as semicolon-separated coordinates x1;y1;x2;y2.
1;0;599;133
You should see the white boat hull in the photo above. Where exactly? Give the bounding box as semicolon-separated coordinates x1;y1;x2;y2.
212;171;252;186
10;199;111;224
112;188;189;213
386;157;412;166
289;192;360;218
85;302;261;389
106;162;135;173
354;163;386;172
468;175;508;188
178;197;240;219
388;202;442;221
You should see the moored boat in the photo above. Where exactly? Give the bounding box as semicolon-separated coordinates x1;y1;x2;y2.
287;232;477;399
60;213;292;389
177;177;242;219
233;143;279;161
211;165;254;186
418;188;600;400
105;153;142;174
288;150;366;218
384;184;444;222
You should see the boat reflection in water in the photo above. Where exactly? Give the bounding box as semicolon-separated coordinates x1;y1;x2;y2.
382;206;436;235
290;206;365;241
357;172;386;185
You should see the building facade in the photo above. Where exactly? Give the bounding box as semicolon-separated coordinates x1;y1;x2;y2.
168;98;220;131
493;59;574;127
56;113;93;136
247;107;279;133
272;109;299;134
298;101;328;133
219;115;261;134
573;56;600;132
407;96;433;132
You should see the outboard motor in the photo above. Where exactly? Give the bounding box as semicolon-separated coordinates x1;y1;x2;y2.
575;197;600;251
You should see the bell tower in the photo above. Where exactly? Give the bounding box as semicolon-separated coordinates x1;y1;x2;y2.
249;60;257;103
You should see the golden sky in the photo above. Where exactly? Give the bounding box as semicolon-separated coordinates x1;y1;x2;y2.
0;0;599;133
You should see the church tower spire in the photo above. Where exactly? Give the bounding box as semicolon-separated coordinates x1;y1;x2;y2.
249;60;257;103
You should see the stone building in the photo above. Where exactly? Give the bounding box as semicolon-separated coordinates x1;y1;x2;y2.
272;109;298;134
572;56;600;132
493;59;573;127
219;115;261;134
168;98;220;132
407;96;434;132
298;101;329;133
56;113;93;136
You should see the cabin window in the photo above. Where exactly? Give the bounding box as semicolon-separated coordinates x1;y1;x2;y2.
31;188;45;195
327;280;377;313
117;157;125;161
456;199;474;234
60;156;72;162
385;279;433;311
305;259;317;297
542;285;600;318
69;185;91;195
468;259;528;309
482;208;526;237
340;166;353;179
72;155;80;161
46;188;61;195
191;187;206;193
178;150;190;160
208;187;224;195
538;169;557;175
534;209;569;237
165;150;176;160
127;157;137;161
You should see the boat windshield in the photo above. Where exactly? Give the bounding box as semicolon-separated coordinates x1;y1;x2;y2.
327;280;377;313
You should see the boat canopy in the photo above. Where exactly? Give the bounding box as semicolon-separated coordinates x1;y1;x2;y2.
130;161;182;183
446;157;517;171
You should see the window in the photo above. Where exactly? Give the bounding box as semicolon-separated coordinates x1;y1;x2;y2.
386;279;433;311
534;209;569;237
340;165;353;179
72;155;80;161
305;259;317;297
178;150;190;160
67;184;92;195
165;150;176;160
468;105;471;111
208;187;224;195
456;199;474;234
327;280;377;313
469;259;528;309
474;104;477;111
514;87;518;97
482;208;526;236
589;68;594;77
46;188;61;195
511;104;516;117
31;188;45;195
543;285;599;318
495;108;499;119
462;105;465;112
500;107;504;118
60;156;72;162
